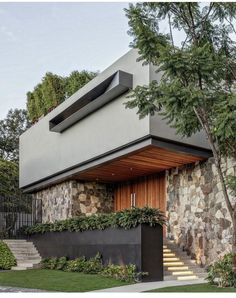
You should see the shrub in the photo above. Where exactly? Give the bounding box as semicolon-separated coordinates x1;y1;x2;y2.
82;253;103;274
64;257;87;272
40;254;145;282
101;264;147;282
55;257;68;271
0;241;16;270
25;207;166;235
206;253;236;288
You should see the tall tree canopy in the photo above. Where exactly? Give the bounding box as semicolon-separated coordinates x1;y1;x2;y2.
0;109;29;162
27;70;97;122
0;159;19;197
125;2;236;252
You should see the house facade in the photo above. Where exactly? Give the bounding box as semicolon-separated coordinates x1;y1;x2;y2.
19;49;235;266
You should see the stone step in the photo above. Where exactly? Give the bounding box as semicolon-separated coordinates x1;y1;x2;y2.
7;246;39;251
17;259;41;265
164;270;194;276
163;253;176;257
171;271;194;276
3;240;27;243
14;251;39;257
4;240;42;271
14;255;41;260
166;266;189;271
11;266;28;271
6;243;35;247
163;249;172;253
164;261;185;266
163;275;199;281
177;275;198;281
16;262;36;267
163;257;180;262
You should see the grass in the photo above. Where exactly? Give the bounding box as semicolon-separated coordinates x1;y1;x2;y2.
147;283;236;292
0;269;130;292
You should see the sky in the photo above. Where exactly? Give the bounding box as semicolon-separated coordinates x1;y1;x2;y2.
0;2;132;119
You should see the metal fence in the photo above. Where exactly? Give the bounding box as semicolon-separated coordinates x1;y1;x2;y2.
0;195;42;239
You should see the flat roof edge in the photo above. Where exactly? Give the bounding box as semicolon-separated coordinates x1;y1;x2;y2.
21;135;212;193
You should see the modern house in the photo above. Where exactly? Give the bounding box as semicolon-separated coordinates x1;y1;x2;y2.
20;49;235;267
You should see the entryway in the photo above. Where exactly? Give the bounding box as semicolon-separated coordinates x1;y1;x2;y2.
114;172;166;212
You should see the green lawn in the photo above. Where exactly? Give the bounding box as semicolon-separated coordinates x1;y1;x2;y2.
147;283;236;292
0;269;130;292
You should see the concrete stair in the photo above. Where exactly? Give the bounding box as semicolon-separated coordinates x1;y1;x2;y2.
3;240;42;270
163;240;207;281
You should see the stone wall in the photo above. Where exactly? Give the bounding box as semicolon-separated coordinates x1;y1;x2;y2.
34;180;114;223
166;157;236;266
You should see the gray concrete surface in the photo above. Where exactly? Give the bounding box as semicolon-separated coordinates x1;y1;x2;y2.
92;278;207;292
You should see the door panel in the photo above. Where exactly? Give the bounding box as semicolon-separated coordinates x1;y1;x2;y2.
114;172;166;212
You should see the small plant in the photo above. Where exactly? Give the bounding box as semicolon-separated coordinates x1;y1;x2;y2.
55;257;68;271
0;241;16;270
25;207;166;235
82;253;103;274
101;263;147;282
64;257;87;272
206;253;236;288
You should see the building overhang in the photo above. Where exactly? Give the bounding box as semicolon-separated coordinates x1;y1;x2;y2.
22;135;212;193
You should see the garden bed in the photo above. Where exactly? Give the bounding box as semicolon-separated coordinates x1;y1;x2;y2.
29;224;163;282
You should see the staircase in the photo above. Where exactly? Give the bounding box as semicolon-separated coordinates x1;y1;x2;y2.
3;240;42;271
163;240;207;281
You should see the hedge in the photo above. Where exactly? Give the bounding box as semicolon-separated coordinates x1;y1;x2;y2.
25;207;166;235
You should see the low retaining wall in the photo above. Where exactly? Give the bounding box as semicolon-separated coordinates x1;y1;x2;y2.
28;224;163;282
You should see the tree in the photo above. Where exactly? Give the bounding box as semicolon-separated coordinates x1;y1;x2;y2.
125;2;236;253
0;159;19;197
65;70;98;98
27;70;97;122
0;109;30;162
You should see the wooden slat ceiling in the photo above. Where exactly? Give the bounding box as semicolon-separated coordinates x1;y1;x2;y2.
75;145;206;183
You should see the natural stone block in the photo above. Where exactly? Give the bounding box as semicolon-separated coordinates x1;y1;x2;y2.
166;157;235;267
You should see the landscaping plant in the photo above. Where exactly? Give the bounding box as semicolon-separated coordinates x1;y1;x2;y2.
25;207;166;235
206;253;236;288
40;254;146;282
0;241;16;270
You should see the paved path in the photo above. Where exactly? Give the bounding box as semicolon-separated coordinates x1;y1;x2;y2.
0;286;46;292
92;278;207;292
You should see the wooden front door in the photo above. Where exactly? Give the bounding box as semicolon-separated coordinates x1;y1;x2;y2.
114;172;166;212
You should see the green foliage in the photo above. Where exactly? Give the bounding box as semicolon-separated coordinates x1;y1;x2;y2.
227;175;236;197
82;253;103;274
27;70;97;122
125;2;236;157
206;253;236;288
0;241;16;270
55;257;68;271
65;70;97;98
41;254;144;282
0;159;19;197
24;207;166;235
64;257;87;272
101;264;147;282
0;109;29;162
